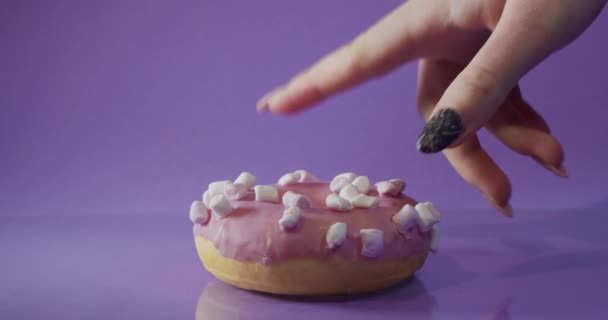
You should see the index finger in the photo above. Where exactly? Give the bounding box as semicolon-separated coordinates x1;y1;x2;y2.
257;0;449;114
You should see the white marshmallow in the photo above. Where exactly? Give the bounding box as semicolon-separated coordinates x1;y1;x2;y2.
294;169;320;182
234;172;256;189
223;183;248;201
209;194;234;219
278;172;302;186
351;194;379;208
208;180;232;196
389;179;406;192
254;185;279;203
282;191;311;209
429;225;440;252
415;201;441;231
375;180;404;197
330;172;357;193
391;204;418;231
189;200;209;224
330;176;350;193
375;181;395;196
326;222;347;249
339;184;360;201
336;172;357;182
325;194;353;211
352;176;371;194
360;229;384;258
278;206;301;230
202;190;212;207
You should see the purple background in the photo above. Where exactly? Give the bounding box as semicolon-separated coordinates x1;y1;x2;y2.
2;2;608;319
1;1;608;216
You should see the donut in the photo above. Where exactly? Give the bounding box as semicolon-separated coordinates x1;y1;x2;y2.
189;170;441;296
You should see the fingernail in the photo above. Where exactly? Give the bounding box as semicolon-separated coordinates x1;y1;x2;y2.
494;202;513;218
533;157;569;178
482;193;513;218
256;96;270;113
256;102;269;112
546;164;569;178
416;108;464;153
257;85;286;113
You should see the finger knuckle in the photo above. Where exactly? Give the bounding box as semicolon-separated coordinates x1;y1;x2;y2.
342;41;366;79
459;64;499;99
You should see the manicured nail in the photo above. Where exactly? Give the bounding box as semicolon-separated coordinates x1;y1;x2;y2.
482;193;513;218
256;96;270;112
532;157;569;178
416;108;464;153
546;164;568;178
493;202;513;218
256;85;286;113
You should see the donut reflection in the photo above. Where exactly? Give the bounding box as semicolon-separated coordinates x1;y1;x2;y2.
195;277;437;320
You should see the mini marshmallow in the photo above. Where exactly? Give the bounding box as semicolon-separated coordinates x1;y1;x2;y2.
209;194;234;219
208;180;232;196
326;194;353;211
339;184;360;201
189;200;210;224
415;201;441;231
429;225;440;252
326;222;347;249
335;172;357;182
294;169;320;182
282;191;311;209
351;194;379;208
278;172;301;186
375;181;394;195
391;204;418;231
224;183;248;201
351;176;371;194
330;176;350;193
278;206;301;230
202;190;212;207
254;185;279;203
389;179;406;192
360;229;384;258
234;172;256;189
375;180;405;197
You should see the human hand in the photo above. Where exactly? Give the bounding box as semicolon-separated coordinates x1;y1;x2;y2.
256;0;607;217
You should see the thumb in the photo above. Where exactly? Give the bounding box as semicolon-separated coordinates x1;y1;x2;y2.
416;5;559;154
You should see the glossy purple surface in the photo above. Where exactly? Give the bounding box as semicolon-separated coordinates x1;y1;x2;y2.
3;206;608;319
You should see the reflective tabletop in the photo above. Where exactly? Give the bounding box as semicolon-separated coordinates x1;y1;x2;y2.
2;205;607;319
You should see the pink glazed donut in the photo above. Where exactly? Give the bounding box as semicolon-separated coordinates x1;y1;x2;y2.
189;170;441;296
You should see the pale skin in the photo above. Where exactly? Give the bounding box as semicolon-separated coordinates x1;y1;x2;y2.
257;0;607;217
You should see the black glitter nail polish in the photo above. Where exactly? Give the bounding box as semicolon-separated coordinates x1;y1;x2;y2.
416;108;463;153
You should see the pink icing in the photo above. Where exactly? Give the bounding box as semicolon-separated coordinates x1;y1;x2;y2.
193;182;430;264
